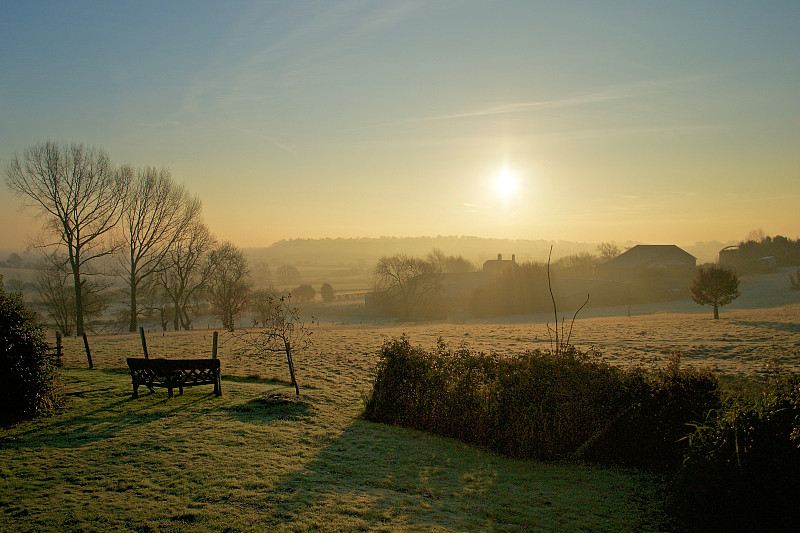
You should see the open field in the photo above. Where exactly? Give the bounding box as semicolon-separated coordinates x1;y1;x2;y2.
3;298;800;531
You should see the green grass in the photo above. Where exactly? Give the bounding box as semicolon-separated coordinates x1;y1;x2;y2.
1;367;666;532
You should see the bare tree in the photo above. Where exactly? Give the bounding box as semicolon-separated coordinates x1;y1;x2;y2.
597;242;621;262
117;165;200;331
34;256;75;336
159;219;215;330
207;241;251;331
34;251;111;336
251;287;283;326
745;228;766;243
234;294;312;395
426;248;475;273
5;141;127;335
373;253;440;320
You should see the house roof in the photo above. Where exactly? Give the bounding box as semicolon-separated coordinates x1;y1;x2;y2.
598;245;696;270
482;254;518;275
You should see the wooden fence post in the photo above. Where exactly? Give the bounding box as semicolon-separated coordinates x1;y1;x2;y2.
139;326;149;359
212;331;218;359
82;332;93;369
55;331;63;366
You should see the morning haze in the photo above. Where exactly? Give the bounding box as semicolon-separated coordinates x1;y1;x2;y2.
3;3;800;532
1;2;798;250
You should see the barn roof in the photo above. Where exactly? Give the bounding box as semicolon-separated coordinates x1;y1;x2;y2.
599;245;696;270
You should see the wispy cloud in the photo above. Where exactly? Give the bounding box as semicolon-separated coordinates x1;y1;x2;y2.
463;202;492;210
238;128;296;154
141;121;180;128
370;74;713;128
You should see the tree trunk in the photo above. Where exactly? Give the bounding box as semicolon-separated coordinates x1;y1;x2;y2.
285;341;299;395
173;298;181;331
73;265;85;337
129;271;138;332
713;303;719;319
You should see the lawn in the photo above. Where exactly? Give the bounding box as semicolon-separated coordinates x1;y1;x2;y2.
0;319;682;532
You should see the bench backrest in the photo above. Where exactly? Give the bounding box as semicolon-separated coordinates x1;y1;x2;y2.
126;358;220;372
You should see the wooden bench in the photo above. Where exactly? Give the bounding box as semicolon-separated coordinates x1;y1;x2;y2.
126;357;222;398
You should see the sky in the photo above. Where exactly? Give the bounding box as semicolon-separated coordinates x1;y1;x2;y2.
2;0;799;250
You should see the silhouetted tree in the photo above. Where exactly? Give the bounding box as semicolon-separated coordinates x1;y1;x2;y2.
691;265;740;319
251;287;283;326
553;252;600;278
233;294;312;395
158;219;215;330
5;141;128;335
117;165;199;331
207;241;251;330
320;282;334;303
374;253;440;320
426;248;476;273
33;252;109;336
597;242;621;262
4;253;23;269
292;284;315;303
745;228;766;243
276;264;301;285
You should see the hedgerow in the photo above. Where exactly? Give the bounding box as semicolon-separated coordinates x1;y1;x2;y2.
363;337;718;465
670;374;800;532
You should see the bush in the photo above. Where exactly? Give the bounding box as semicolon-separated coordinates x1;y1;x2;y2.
363;337;718;466
670;375;800;532
0;277;62;425
584;352;720;470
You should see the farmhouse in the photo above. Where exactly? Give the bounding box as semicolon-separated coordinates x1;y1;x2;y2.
481;253;519;277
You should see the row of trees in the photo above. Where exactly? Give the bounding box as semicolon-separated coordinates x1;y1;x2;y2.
4;141;266;334
372;249;477;320
372;244;742;320
371;246;624;320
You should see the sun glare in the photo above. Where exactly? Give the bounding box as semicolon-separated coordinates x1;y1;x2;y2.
494;168;518;198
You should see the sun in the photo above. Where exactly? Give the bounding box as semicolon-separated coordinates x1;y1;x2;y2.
494;167;518;198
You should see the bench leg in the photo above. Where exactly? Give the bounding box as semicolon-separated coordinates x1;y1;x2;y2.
132;383;139;398
214;376;222;397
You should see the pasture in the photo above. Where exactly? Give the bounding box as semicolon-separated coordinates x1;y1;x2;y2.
3;303;800;531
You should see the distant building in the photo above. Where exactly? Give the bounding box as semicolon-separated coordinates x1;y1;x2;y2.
720;244;778;272
595;244;696;300
481;253;519;277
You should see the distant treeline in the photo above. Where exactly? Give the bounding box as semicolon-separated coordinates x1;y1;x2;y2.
247;236;627;266
722;234;800;270
247;236;730;266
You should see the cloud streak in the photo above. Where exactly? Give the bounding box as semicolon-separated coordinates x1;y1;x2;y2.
370;74;713;129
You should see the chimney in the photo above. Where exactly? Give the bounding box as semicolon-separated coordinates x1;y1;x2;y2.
497;253;502;260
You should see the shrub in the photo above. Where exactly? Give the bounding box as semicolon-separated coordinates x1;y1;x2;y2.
0;277;62;425
363;338;719;466
670;374;800;532
584;352;720;470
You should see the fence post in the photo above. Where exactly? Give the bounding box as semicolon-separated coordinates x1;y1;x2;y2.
82;332;93;369
55;331;63;367
212;331;218;359
139;326;149;359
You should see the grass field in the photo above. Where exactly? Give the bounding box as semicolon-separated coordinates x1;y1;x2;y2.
4;302;800;531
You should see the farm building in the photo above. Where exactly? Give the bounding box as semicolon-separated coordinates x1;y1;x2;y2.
596;244;696;301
